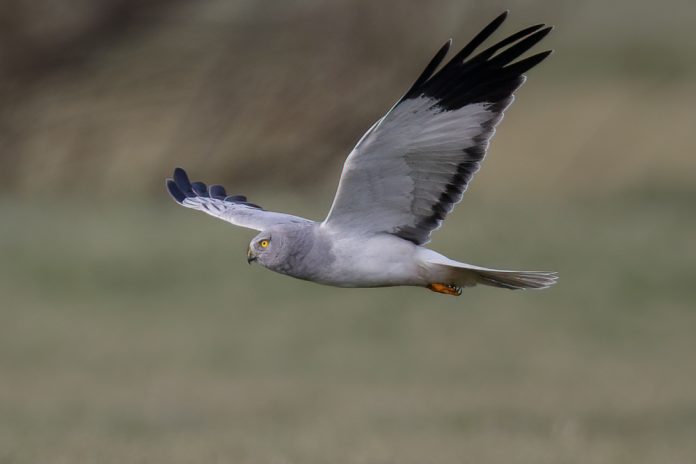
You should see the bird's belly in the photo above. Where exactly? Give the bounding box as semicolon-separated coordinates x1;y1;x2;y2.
312;234;426;288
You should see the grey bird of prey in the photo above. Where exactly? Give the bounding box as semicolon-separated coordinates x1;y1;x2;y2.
167;11;558;296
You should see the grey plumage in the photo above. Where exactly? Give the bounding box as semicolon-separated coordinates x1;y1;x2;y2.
166;12;558;296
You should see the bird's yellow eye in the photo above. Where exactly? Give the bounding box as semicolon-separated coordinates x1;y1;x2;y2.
260;239;269;248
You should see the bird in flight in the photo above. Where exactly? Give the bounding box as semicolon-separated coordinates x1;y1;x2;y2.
167;11;558;296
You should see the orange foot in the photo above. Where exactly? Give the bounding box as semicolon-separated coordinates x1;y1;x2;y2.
427;283;462;296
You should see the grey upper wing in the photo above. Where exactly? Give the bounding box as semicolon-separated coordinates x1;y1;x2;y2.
166;167;313;231
322;12;551;245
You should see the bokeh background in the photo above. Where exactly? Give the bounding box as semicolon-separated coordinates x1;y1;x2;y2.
1;0;695;463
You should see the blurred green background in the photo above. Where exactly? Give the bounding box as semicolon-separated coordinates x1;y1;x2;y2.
1;0;695;463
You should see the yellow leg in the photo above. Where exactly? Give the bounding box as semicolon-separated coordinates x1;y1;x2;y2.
427;283;462;296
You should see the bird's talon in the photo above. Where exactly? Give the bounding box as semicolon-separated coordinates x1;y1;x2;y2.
427;283;462;296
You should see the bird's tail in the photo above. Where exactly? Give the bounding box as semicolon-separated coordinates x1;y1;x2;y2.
462;267;558;289
423;251;558;291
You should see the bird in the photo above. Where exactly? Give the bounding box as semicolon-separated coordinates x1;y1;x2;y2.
166;11;558;296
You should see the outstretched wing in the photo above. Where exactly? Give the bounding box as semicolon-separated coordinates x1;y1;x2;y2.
166;167;313;231
322;12;551;245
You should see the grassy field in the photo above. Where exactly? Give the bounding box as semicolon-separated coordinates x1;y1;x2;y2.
1;189;695;464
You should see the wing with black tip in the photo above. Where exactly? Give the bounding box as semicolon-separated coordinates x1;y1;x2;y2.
322;12;552;245
166;167;313;231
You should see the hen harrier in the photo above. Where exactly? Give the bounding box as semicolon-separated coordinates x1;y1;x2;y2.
167;11;558;296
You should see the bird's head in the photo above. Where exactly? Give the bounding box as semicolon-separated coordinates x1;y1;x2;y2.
246;223;315;274
247;232;274;266
247;226;295;269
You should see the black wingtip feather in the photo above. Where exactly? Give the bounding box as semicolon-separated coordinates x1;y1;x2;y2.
452;11;509;62
487;26;553;68
404;39;452;99
209;184;227;200
191;181;208;196
172;167;193;196
503;49;553;75
477;23;546;59
166;178;186;203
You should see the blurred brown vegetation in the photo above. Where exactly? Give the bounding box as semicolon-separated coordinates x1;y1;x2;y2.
1;0;694;199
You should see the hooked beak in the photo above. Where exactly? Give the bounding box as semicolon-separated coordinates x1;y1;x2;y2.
247;246;257;264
